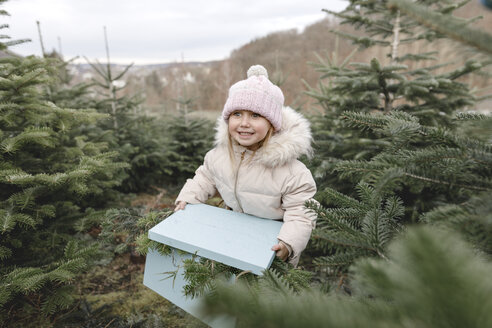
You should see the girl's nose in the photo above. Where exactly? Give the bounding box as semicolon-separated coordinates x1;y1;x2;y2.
240;116;250;127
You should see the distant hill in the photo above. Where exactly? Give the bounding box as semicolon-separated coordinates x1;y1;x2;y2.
68;1;491;115
105;16;352;114
0;49;23;58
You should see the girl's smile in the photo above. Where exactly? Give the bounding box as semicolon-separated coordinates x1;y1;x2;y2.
237;131;254;138
228;110;271;149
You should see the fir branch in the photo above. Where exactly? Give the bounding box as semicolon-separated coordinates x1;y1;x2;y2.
48;268;75;283
259;269;295;297
384;196;405;220
402;171;490;191
0;245;12;260
202;227;492;327
421;191;492;253
113;63;134;81
372;167;406;194
317;187;364;209
0;127;55;153
40;286;73;315
336;153;491;192
52;258;87;276
313;229;377;253
397;51;438;62
388;0;492;55
331;30;390;48
0;209;36;233
21;271;48;293
454;112;489;120
420;203;465;224
182;257;239;299
269;260;313;293
316;207;362;230
340;111;387;130
313;180;404;273
135;235;168;256
313;251;363;267
361;209;394;257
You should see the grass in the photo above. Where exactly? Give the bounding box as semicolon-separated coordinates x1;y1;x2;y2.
67;253;206;328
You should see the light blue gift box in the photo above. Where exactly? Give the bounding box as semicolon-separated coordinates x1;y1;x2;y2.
143;204;282;327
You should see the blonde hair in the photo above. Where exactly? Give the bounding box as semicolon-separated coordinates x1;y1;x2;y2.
228;125;275;166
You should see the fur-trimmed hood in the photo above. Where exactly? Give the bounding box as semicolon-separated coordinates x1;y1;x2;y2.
214;106;313;168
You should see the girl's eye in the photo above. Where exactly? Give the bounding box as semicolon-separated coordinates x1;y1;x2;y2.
232;112;241;116
252;113;261;118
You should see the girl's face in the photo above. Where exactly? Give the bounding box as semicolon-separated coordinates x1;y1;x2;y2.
228;110;271;150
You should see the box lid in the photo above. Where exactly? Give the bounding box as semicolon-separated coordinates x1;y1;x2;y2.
148;204;282;275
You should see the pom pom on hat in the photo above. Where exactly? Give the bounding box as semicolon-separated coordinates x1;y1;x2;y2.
222;65;284;131
247;65;268;78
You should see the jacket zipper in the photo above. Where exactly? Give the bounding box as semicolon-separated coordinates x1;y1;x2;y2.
234;151;246;213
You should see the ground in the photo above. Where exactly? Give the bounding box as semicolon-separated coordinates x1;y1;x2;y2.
65;191;208;328
69;252;207;328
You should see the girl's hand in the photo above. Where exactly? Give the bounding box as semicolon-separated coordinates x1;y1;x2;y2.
271;243;289;261
174;201;187;212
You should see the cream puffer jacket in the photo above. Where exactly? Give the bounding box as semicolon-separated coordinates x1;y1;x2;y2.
175;106;317;266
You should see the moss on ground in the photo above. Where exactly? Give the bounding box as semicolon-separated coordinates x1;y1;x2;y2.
62;252;207;327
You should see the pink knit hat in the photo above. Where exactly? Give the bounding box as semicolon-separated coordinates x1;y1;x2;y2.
222;65;284;131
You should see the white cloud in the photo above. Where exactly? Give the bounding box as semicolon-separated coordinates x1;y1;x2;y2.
3;0;348;64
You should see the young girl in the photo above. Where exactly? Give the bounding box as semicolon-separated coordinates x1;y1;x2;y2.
174;65;317;266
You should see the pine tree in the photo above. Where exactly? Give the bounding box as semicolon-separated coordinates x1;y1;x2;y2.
42;50;98;112
202;226;492;328
309;109;492;279
0;5;127;323
82;43;214;192
163;96;214;188
310;182;404;279
81;30;169;193
304;0;492;283
306;0;485;194
83;56;138;131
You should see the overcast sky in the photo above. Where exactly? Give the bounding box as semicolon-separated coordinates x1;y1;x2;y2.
3;0;348;65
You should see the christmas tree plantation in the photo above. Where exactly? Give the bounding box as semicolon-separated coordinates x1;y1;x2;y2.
305;0;492;282
0;14;127;324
